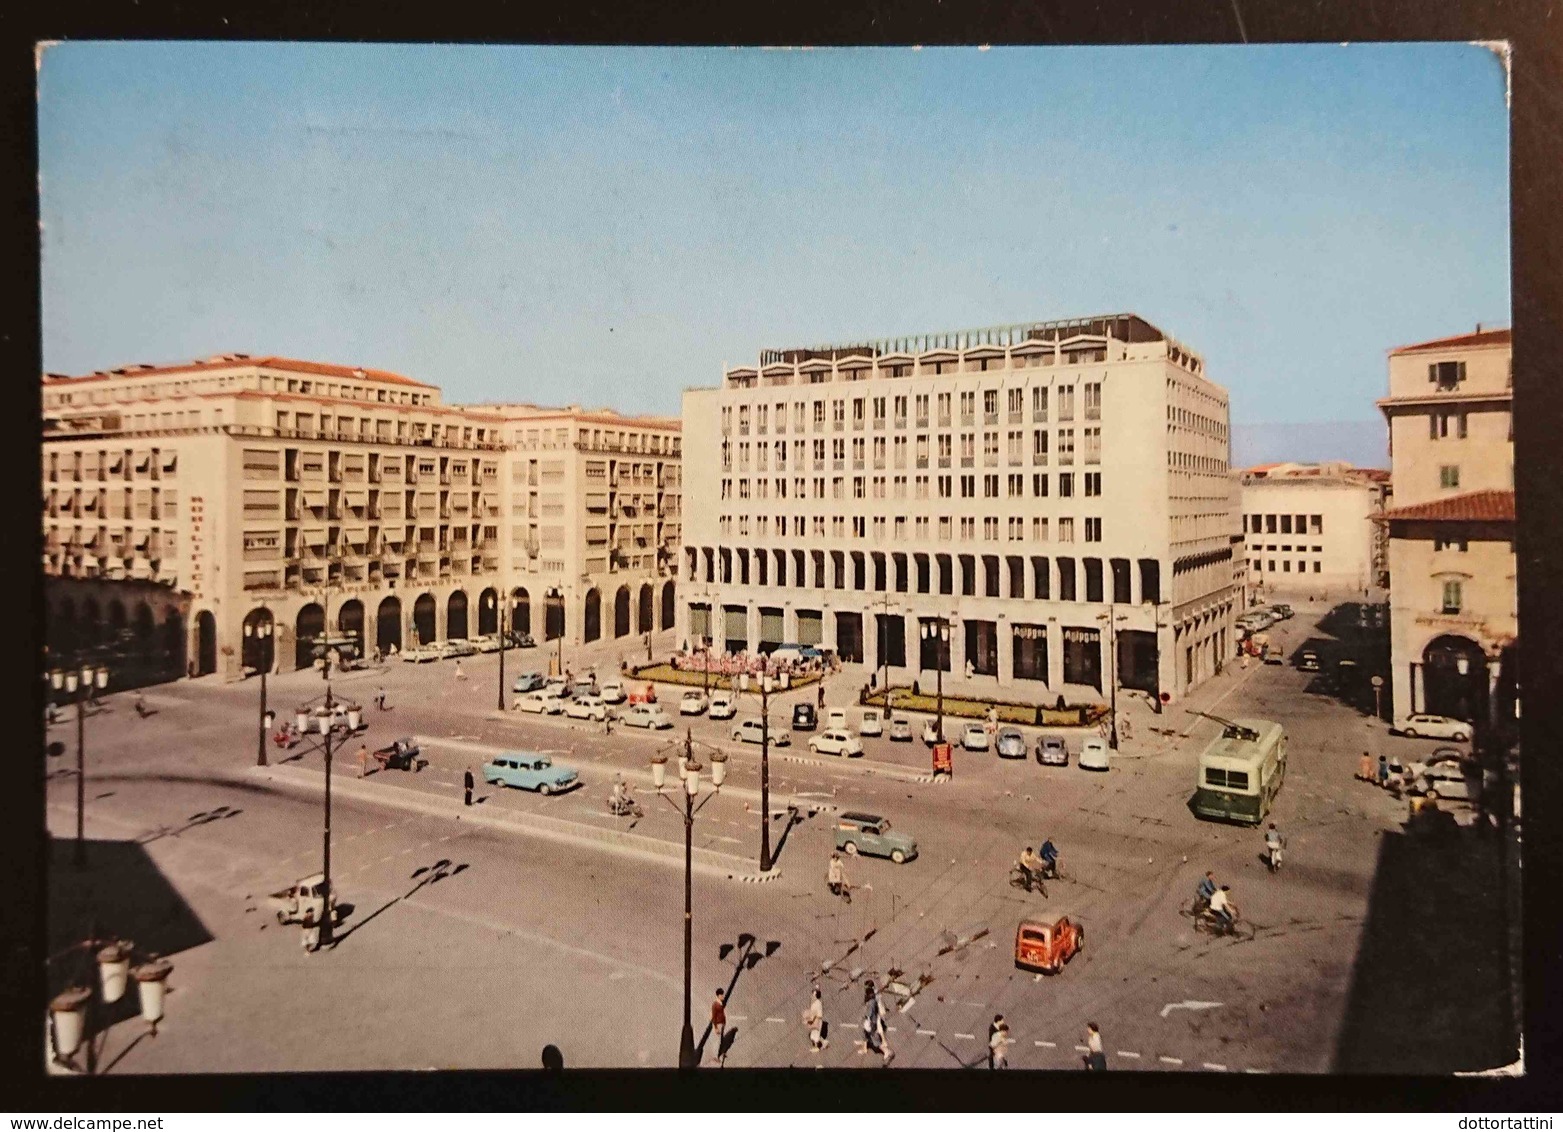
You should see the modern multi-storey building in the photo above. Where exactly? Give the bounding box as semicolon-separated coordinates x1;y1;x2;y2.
1240;461;1391;597
40;355;681;683
678;314;1239;702
1375;326;1515;722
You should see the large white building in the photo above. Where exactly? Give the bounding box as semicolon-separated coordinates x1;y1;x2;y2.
678;314;1239;702
1240;461;1391;598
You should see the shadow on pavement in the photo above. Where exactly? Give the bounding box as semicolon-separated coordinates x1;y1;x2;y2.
1331;807;1517;1072
328;859;468;947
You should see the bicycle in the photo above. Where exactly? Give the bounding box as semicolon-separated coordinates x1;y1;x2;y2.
1008;863;1048;898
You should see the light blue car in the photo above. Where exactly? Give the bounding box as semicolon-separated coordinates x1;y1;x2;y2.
512;672;547;693
482;752;579;795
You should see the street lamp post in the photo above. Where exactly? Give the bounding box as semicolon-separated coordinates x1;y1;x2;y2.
251;619;274;767
47;929;173;1075
53;665;108;868
921;618;950;742
545;585;565;677
1096;603;1127;750
655;730;725;1069
491;591;514;712
740;666;777;871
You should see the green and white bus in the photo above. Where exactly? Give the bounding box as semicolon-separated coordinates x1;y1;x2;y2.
1192;713;1287;825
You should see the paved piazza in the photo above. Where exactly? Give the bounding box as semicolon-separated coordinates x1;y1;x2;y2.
45;603;1514;1074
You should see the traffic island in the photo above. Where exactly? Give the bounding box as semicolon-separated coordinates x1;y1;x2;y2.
860;685;1109;728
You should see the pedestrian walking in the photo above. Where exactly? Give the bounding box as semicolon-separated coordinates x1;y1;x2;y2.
301;907;320;953
803;986;828;1051
1357;750;1375;782
1084;1022;1106;1070
817;684;825;710
1376;754;1389;788
454;659;466;681
376;686;387;711
861;980;893;1064
827;852;851;903
711;989;727;1065
357;743;369;778
464;767;475;806
988;1014;1011;1069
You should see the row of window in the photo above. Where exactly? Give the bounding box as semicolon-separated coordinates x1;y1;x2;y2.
714;513;1104;544
719;384;1104;437
718;471;1103;501
1252;560;1323;575
719;428;1101;470
1246;512;1325;536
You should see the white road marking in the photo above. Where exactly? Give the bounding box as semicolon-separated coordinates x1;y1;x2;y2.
915;1029;936;1037
1245;1068;1268;1074
764;1017;786;1024
1160;1000;1223;1018
954;1033;975;1040
1117;1051;1141;1059
1035;1041;1055;1048
1160;1056;1184;1065
1074;1045;1089;1052
730;1015;748;1022
1203;1062;1228;1071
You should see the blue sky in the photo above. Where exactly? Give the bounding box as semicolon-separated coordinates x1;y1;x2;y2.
39;43;1508;440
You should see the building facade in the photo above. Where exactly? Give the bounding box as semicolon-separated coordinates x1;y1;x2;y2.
1375;328;1515;723
1240;461;1390;597
678;314;1239;702
41;356;681;683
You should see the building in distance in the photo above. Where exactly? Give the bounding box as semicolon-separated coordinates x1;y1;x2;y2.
1239;460;1391;599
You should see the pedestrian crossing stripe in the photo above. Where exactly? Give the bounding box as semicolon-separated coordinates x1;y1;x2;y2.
730;870;783;884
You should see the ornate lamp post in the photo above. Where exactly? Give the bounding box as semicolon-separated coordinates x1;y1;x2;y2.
921;618;951;742
52;664;108;868
47;930;172;1074
544;584;565;676
249;617;274;767
1096;604;1129;750
489;591;517;712
739;665;777;871
654;732;726;1068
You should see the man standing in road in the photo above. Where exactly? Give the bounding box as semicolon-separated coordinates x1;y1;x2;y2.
376;686;387;711
464;767;475;806
817;683;825;710
710;989;727;1065
988;1014;1011;1069
1084;1022;1106;1070
357;743;369;777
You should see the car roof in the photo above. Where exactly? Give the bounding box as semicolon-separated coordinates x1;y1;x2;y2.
1043;735;1065;745
839;811;882;823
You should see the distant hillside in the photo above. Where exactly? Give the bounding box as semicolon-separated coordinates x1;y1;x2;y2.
1232;420;1388;471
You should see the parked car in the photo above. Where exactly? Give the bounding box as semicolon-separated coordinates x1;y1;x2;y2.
622;703;674;730
482;752;579;795
598;679;627;704
401;644;442;663
826;708;849;731
791;702;818;731
564;694;609;722
515;690;565;715
1078;736;1110;771
995;727;1027;759
1392;713;1471;742
1298;650;1320;672
1263;644;1285;665
859;708;883;737
566;678;598;698
1013;916;1083;975
809;728;864;758
834;811;917;864
444;639;480;658
1410;750;1482;801
707;691;736;720
370;736;425;772
512;672;547;693
732;718;790;746
473;635;504;654
1271;604;1294;621
543;675;568;696
960;722;991;752
922;720;944;745
1036;735;1069;766
267;872;338;927
679;690;709;716
888;715;914;742
508;631;537;649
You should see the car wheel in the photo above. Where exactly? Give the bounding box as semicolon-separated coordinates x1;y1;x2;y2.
843;841;858;856
276;910;286;925
538;782;553;796
1424;788;1439;801
890;849;906;865
1404;729;1418;738
1076;925;1085;951
1452;732;1469;743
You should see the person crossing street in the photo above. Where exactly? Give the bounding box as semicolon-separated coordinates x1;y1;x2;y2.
463;767;474;807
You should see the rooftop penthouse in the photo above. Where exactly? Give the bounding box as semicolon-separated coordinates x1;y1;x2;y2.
724;313;1205;389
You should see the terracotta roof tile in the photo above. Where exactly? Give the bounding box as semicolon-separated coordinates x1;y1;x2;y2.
1389;328;1511;356
1376;489;1514;523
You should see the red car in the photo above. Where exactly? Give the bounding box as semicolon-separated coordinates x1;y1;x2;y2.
1014;916;1084;974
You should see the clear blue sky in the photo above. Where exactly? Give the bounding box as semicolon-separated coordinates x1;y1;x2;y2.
39;43;1508;431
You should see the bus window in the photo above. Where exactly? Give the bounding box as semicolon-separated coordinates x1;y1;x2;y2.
1205;768;1226;787
1226;771;1249;790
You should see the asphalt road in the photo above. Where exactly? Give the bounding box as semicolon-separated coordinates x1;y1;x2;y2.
44;605;1496;1073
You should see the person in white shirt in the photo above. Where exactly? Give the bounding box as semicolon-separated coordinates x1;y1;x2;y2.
1265;823;1285;871
1208;884;1237;925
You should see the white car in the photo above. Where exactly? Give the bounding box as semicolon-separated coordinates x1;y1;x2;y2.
1078;736;1110;771
809;728;864;758
1393;714;1471;742
679;690;709;716
708;691;737;720
960;722;990;752
922;720;943;745
564;694;608;722
516;690;564;715
599;679;627;704
1412;757;1482;802
622;704;674;730
826;708;849;731
859;708;883;737
401;644;442;663
731;718;790;746
473;634;504;654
